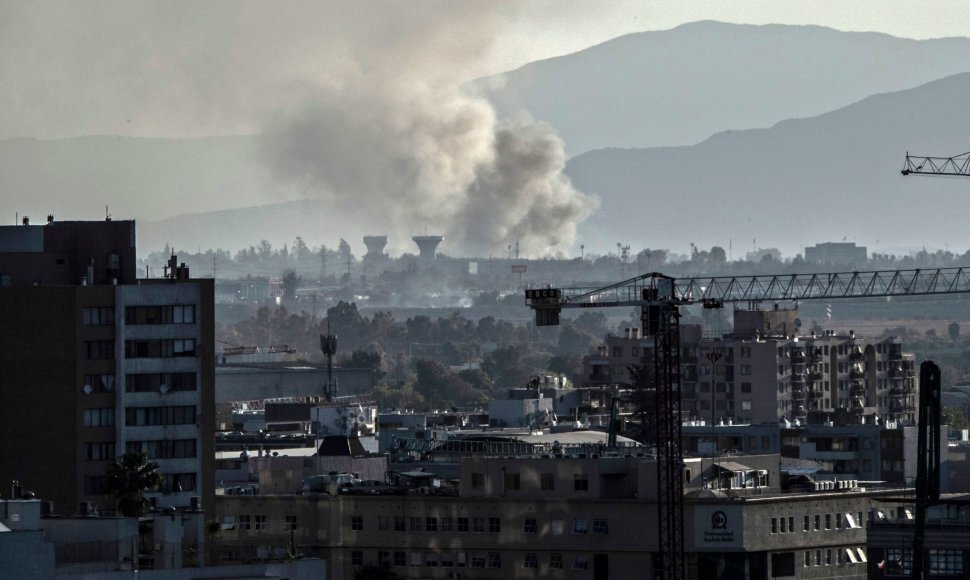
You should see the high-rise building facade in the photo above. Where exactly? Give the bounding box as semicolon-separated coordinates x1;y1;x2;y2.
0;219;213;515
577;309;917;426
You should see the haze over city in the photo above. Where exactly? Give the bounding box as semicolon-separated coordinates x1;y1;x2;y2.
4;1;970;257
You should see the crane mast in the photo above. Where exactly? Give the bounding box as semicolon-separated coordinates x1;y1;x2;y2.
525;267;970;580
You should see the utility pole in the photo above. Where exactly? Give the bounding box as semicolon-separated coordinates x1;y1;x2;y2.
321;245;328;280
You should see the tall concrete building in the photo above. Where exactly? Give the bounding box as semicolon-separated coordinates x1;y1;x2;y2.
577;309;917;427
0;219;214;516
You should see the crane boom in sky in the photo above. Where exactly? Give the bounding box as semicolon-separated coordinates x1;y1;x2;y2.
901;151;970;176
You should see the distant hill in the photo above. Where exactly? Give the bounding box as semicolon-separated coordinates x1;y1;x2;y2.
479;21;970;154
564;73;970;256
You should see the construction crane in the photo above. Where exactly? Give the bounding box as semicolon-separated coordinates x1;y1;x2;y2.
901;151;970;176
525;267;970;580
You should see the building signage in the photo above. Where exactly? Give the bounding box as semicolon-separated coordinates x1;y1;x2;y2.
693;505;742;549
511;264;528;273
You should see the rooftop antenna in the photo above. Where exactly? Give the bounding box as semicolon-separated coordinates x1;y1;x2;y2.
105;205;111;222
320;322;338;401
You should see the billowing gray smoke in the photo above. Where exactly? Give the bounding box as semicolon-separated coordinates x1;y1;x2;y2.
261;6;598;257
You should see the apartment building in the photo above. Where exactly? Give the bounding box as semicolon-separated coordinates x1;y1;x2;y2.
214;452;901;579
0;219;214;515
578;309;918;427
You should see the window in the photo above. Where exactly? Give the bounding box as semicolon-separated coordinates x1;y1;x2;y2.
410;552;423;567
845;512;859;529
125;406;196;426
83;408;115;427
83;307;114;326
394;551;406;567
505;471;520;490
126;439;197;459
351;551;363;566
471;472;485;490
486;553;501;568
815;550;821;566
927;549;962;575
472;517;486;532
788;516;794;534
741;364;752;375
160;473;196;493
613;346;623;357
741;400;752;411
540;473;555;490
124;338;195;359
457;517;469;532
125;305;195;325
550;553;563;569
523;518;537;534
814;514;820;530
239;515;252;531
741;382;752;393
425;553;438;567
126;372;196;393
254;515;266;532
885;548;912;576
771;518;777;534
489;517;501;533
780;517;787;533
574;554;589;570
394;516;405;531
574;473;589;491
86;340;115;360
804;551;811;567
573;518;588;534
378;516;389;531
592;519;609;534
220;515;235;530
825;513;831;530
550;519;563;535
426;517;438;532
351;516;363;531
440;552;454;567
470;553;486;568
825;549;832;565
523;553;538;569
803;515;810;532
835;513;842;529
409;517;421;532
285;515;297;531
456;552;467;568
83;374;115;393
440;517;453;532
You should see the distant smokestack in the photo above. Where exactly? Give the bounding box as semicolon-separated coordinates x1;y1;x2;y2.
412;235;443;261
363;235;388;259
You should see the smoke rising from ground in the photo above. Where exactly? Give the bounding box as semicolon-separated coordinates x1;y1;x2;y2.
260;4;598;257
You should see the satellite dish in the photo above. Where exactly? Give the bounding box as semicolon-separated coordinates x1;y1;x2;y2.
159;383;169;394
83;384;93;395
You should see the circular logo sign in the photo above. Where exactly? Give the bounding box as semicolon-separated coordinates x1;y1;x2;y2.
711;511;728;529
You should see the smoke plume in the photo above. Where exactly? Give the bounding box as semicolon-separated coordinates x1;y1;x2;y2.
261;4;598;257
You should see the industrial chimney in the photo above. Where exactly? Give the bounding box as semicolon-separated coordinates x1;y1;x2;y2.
362;235;388;259
412;235;443;261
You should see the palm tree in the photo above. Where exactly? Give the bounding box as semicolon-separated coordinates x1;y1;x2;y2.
103;452;163;517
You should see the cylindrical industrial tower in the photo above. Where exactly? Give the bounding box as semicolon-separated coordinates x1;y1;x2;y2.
363;235;388;259
412;235;443;261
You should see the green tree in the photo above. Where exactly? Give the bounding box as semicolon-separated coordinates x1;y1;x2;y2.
281;269;301;301
943;405;969;430
103;452;163;517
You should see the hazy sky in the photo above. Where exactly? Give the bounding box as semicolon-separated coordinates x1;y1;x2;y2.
4;1;970;140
